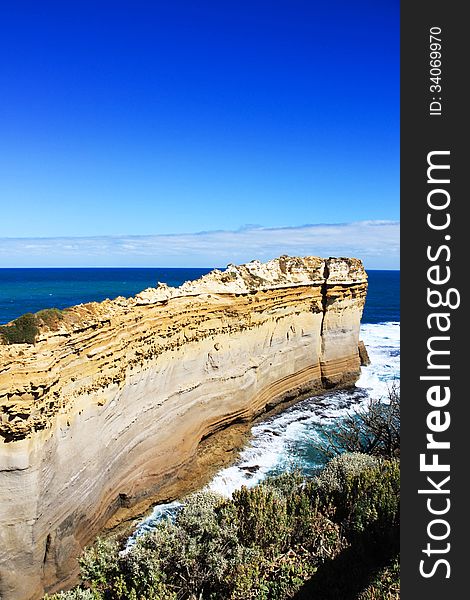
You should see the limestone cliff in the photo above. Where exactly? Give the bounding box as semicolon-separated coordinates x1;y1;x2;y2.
0;256;367;600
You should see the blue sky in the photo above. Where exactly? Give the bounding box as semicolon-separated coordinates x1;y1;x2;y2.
0;1;399;268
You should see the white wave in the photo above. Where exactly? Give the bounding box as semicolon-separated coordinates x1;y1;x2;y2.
357;322;400;398
124;500;182;551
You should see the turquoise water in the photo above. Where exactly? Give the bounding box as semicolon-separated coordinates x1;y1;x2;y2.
0;268;398;325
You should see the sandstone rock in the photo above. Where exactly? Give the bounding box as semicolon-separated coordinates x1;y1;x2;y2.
0;256;367;599
358;340;371;366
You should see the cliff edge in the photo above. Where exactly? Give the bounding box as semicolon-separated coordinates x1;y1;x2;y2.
0;256;367;599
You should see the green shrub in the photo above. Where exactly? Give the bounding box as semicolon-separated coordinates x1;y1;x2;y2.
229;552;314;600
316;452;379;494
0;313;39;344
0;308;65;345
79;537;119;592
36;308;64;330
341;459;400;548
156;491;245;598
45;455;399;600
314;455;400;561
232;485;290;552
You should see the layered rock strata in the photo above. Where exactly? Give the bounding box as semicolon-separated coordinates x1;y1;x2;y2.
0;256;367;600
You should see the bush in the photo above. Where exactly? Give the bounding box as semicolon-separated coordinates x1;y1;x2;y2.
231;485;290;552
138;492;242;598
74;478;344;600
320;386;400;459
0;313;39;344
229;551;315;600
316;452;379;494
0;308;65;345
79;538;120;591
36;308;64;330
340;459;400;549
315;455;400;559
46;456;399;600
292;458;399;600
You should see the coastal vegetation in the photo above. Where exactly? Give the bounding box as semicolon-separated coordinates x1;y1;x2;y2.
319;385;400;459
0;308;63;345
44;390;400;600
0;313;39;345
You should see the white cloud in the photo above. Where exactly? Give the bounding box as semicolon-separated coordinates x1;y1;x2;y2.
0;221;399;269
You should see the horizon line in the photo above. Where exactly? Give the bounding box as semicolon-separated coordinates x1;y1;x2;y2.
0;265;400;271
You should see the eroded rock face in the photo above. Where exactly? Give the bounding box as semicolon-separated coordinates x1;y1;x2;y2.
0;256;367;599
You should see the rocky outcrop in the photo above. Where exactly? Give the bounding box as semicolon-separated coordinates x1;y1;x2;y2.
0;256;367;599
358;340;371;366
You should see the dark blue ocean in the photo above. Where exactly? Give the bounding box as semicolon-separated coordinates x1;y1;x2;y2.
0;268;399;325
